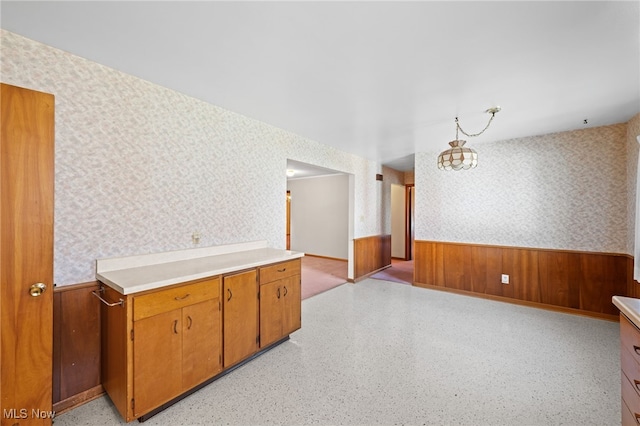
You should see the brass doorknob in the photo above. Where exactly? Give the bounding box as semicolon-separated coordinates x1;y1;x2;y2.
29;283;47;297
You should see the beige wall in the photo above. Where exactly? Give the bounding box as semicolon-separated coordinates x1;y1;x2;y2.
287;174;350;259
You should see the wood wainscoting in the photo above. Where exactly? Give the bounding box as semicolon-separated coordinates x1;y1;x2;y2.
353;235;391;281
414;240;636;318
53;282;104;414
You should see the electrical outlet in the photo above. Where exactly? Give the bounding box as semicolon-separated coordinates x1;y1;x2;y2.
192;232;201;245
501;274;509;284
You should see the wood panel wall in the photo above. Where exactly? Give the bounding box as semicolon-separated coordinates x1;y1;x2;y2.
353;234;391;280
415;240;636;317
53;282;103;414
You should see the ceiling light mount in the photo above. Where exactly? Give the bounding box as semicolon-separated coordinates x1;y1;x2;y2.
437;106;501;171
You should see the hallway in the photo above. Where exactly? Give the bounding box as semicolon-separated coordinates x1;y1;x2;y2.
302;256;414;300
301;256;348;299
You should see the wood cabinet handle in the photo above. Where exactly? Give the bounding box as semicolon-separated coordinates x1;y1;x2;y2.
634;345;640;356
277;268;286;272
283;286;288;297
187;316;193;330
174;293;190;301
173;320;178;334
277;287;281;299
227;288;232;302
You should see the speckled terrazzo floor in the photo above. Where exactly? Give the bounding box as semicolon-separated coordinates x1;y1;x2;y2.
53;279;620;426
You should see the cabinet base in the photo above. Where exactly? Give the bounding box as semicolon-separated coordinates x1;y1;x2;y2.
137;335;290;423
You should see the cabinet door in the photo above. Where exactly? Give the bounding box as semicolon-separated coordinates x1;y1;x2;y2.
260;280;283;348
223;270;258;368
182;299;222;390
133;310;182;417
282;275;301;336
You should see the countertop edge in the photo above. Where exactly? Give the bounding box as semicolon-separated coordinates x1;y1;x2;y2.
97;249;304;295
613;295;640;328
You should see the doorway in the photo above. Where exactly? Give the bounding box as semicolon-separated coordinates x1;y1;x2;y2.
286;159;354;295
380;182;414;284
391;183;414;261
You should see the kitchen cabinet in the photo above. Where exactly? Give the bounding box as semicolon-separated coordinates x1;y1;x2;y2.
223;269;258;368
98;248;303;422
620;314;640;425
101;277;222;421
259;259;301;348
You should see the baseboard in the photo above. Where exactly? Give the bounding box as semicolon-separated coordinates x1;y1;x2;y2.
53;385;104;415
305;254;348;262
413;282;619;322
349;265;392;283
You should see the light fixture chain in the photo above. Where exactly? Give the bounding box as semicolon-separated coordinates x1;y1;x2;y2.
456;112;496;138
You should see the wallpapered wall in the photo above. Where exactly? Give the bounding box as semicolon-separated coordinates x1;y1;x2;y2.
415;123;631;254
1;30;389;286
627;113;640;254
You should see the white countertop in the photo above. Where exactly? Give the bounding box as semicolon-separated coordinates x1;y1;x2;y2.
613;296;640;327
96;241;304;295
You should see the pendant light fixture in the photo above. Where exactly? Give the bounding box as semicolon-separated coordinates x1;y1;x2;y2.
437;107;501;171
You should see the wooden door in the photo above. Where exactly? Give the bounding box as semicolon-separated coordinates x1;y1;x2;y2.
259;280;283;348
281;275;301;336
223;270;257;368
1;84;55;424
132;310;182;417
182;299;221;390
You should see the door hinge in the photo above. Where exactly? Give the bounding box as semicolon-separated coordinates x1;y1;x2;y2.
131;398;135;411
130;329;134;341
256;335;260;345
257;291;260;300
218;301;221;311
219;353;222;365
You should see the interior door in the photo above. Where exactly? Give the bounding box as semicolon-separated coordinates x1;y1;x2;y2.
1;84;55;424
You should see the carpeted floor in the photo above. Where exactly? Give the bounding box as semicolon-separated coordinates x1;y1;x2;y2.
370;258;413;284
301;255;348;299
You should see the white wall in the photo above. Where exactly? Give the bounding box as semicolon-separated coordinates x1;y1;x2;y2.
390;184;405;258
287;174;349;259
0;30;389;285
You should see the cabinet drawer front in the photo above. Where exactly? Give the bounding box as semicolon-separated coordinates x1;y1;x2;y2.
259;259;301;284
133;278;220;321
623;343;640;397
622;315;640;365
623;398;640;426
623;368;640;419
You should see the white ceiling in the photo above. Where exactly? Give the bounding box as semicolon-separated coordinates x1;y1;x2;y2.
2;1;639;171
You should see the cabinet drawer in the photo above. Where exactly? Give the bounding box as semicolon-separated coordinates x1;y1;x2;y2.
623;369;640;421
623;398;640;426
622;315;640;365
133;277;220;321
259;259;301;284
623;343;640;398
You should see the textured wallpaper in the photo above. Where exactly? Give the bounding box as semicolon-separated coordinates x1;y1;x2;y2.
415;124;630;254
1;30;388;285
3;29;636;284
627;113;640;254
